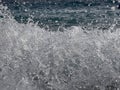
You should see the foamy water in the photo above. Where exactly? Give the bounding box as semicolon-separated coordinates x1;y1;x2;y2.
0;4;120;90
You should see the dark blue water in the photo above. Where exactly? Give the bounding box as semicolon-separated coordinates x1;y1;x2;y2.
3;0;120;30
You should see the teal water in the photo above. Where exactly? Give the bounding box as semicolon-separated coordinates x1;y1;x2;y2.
5;1;120;30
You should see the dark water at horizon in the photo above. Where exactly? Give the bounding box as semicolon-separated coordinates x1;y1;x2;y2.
3;1;120;31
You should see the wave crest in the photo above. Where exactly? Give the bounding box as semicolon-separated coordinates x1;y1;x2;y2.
0;4;120;90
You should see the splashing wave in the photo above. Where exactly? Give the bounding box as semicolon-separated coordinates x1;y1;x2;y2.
0;4;120;90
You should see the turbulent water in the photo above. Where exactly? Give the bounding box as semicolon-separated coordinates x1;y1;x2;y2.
1;1;120;90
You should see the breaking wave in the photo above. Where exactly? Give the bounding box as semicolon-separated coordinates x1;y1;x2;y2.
0;4;120;90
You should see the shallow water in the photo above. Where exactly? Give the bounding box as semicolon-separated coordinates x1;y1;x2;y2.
0;1;120;90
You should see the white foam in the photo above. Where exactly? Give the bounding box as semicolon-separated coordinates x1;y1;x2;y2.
0;4;120;90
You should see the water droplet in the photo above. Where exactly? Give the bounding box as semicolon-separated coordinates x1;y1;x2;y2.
111;6;116;11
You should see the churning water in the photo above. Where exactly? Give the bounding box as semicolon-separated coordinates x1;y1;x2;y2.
1;1;120;90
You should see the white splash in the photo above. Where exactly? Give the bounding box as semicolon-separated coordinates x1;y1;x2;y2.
0;4;120;90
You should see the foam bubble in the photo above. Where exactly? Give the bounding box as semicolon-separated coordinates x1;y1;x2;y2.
111;6;116;11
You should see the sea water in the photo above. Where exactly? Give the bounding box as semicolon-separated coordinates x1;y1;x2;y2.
0;1;120;90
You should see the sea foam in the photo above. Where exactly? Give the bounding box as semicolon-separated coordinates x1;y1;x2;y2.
0;4;120;90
